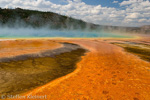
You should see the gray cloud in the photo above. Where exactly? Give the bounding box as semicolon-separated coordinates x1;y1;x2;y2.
113;1;119;4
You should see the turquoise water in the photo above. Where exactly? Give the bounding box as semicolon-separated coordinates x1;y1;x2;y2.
0;28;132;38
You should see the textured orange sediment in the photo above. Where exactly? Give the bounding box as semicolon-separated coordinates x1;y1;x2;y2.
0;39;62;58
14;39;150;100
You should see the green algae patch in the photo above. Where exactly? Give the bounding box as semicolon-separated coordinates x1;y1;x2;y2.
0;48;86;97
112;42;150;62
123;46;150;61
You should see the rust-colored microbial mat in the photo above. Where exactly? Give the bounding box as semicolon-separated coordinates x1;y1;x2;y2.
0;39;62;58
9;38;150;100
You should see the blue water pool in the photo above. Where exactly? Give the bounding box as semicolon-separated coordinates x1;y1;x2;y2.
0;28;132;38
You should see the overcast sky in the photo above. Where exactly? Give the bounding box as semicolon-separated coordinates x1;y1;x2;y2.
0;0;150;27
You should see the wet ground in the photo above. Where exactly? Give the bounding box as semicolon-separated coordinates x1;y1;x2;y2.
0;38;150;100
0;43;86;97
111;41;150;62
21;39;150;100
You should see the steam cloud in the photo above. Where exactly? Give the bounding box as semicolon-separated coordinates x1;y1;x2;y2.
0;15;131;38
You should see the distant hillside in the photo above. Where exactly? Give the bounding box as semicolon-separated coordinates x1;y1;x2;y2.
100;25;150;34
0;8;149;34
0;8;99;30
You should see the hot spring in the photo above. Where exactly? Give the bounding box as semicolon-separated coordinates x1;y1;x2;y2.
0;27;132;38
